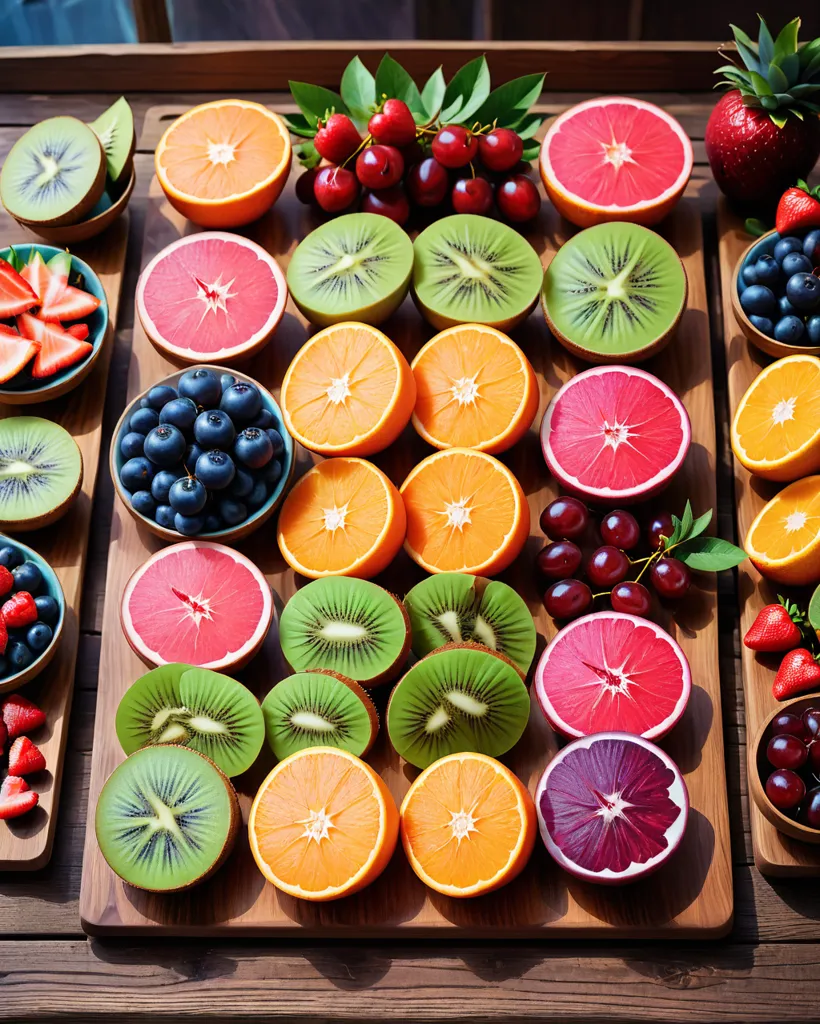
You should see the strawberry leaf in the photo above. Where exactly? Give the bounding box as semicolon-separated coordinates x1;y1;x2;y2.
688;507;713;542
294;139;322;169
744;217;769;237
4;247;23;273
521;140;541;162
421;66;446;120
509;112;543;139
340;56;376;125
758;16;775;66
283;113;318;139
441;55;491;125
675;536;747;571
472;73;545;130
374;54;425;117
679;499;694;541
775;18;801;61
289;81;348;127
767;63;790;93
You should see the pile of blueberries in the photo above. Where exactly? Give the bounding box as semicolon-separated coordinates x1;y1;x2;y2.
0;545;60;677
117;369;287;536
739;229;820;345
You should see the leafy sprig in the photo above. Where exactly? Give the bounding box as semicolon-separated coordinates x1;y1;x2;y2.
655;501;747;572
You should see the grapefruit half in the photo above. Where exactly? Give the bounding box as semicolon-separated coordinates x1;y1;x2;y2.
121;541;273;671
539;97;693;228
540;365;691;504
136;233;287;365
534;611;691;740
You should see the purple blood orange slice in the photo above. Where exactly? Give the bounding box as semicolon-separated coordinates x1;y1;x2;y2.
540;365;690;504
534;611;691;739
535;732;689;884
136;232;287;365
120;540;273;671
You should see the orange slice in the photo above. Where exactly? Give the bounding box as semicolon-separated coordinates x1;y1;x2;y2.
249;746;399;901
277;457;406;579
731;355;820;482
400;752;536;897
411;324;539;453
746;475;820;585
281;322;416;457
400;448;529;575
155;99;292;228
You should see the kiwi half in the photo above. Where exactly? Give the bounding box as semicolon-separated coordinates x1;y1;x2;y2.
279;576;411;686
95;745;240;892
89;97;136;183
262;670;378;759
542;221;687;364
0;117;106;227
0;417;83;531
287;212;413;326
115;663;265;778
386;644;530;769
412;214;543;332
404;573;536;676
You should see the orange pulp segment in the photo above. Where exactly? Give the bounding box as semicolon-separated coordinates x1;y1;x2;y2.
249;746;399;901
281;322;416;456
745;475;820;586
411;324;539;453
400;448;529;575
400;752;536;897
277;456;406;579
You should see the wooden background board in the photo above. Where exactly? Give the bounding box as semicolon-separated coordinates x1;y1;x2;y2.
80;105;731;937
718;199;820;877
0;215;128;870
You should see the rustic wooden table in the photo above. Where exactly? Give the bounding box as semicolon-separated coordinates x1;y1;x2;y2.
1;41;819;1022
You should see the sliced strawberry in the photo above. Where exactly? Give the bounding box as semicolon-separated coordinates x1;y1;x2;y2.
0;774;27;798
66;323;90;341
16;314;92;379
21;251;100;323
0;257;38;318
8;736;46;776
0;720;6;758
1;694;46;739
20;252;52;304
0;323;39;384
0;786;38;820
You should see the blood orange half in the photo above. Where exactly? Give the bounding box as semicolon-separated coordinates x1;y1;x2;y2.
539;97;693;228
136;233;287;365
540;365;691;504
121;541;273;671
534;611;691;740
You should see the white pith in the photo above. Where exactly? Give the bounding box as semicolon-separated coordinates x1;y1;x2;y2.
443;498;472;530
207;140;236;166
772;396;797;425
298;807;334;843
448;807;478;842
322;503;348;532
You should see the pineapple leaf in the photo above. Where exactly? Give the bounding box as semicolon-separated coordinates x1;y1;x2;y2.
804;53;820;79
778;52;801;82
731;25;763;74
774;18;801;61
787;82;820;97
767;64;789;92
761;95;778;110
770;111;789;128
774;92;797;105
758;16;775;66
799;37;820;68
790;107;805;120
749;70;774;96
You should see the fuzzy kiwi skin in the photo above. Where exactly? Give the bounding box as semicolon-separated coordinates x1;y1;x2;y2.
0;447;83;532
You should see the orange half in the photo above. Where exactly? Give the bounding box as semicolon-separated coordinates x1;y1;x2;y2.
746;475;820;585
400;752;536;898
411;324;539;453
277;456;406;579
400;448;529;575
155;99;292;228
249;746;399;901
281;322;416;457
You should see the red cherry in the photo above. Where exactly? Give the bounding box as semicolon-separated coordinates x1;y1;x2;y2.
355;144;404;190
540;496;589;541
536;541;583;581
478;128;523;172
406;158;449;207
647;511;675;552
452;177;493;215
610;581;651;616
586;546;630;588
650;557;691;599
496;174;541;222
431;125;478;169
399;140;424;168
766;768;805;811
600;510;640;551
361;185;410;226
313;166;359;213
313;113;362;164
295;167;321;205
543;579;592;620
368;99;417;147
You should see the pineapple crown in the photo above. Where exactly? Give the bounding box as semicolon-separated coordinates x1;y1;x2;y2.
716;16;820;127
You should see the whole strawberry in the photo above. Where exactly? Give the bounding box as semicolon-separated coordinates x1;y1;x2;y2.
744;597;805;652
772;648;820;700
313;113;361;165
368;99;417;148
1;591;36;629
776;181;820;235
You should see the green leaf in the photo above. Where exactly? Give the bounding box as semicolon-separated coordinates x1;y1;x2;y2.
774;17;800;60
374;54;425;115
745;217;770;237
770;111;789;127
666;514;684;549
473;73;545;129
758;16;775;66
779;51;800;81
787;82;820;97
678;500;694;542
808;584;820;635
761;95;779;111
47;250;71;277
421;66;446;120
688;508;713;542
289;81;348;127
731;24;763;73
4;247;23;273
521;140;541;162
282;112;317;139
767;63;790;92
675;536;747;572
295;139;322;169
749;69;774;95
509;112;543;139
440;55;491;125
340;56;376;124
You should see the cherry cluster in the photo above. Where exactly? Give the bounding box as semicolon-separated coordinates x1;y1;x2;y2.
764;707;820;828
296;98;541;227
537;496;692;622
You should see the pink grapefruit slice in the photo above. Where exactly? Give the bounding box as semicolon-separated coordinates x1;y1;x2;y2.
534;611;691;740
121;540;273;671
136;232;287;365
540;365;691;504
539;97;693;228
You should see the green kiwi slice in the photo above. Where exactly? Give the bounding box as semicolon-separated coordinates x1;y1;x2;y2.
286;212;413;326
542;221;687;364
115;663;265;778
279;576;411;686
0;417;83;531
95;745;240;892
262;670;379;760
0;117;106;226
404;573;536;675
386;644;530;769
88;97;136;183
412;214;543;331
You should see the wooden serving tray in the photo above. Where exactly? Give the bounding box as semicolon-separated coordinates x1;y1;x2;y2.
0;214;128;870
718;198;820;877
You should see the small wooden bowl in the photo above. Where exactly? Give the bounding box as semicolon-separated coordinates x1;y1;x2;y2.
750;693;820;844
111;365;295;544
0;534;66;695
731;229;820;359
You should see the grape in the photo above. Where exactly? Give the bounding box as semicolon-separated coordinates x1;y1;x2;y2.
808;739;820;774
610;581;651;616
771;712;809;741
539;497;588;541
647;511;674;551
802;787;820;829
586;546;629;588
765;768;805;810
543;579;592;620
650;557;691;599
766;733;808;771
803;707;820;739
536;541;582;581
600;510;640;551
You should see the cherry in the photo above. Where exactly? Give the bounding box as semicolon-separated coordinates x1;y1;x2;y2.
543;579;592;620
808;739;820;773
313;113;362;164
295;167;321;205
610;581;651;616
355;144;404;190
368;99;417;147
803;707;820;739
540;496;589;541
650;557;691;599
431;125;478;169
803;787;820;829
361;185;410;226
452;177;493;215
767;733;808;771
586;545;630;589
496;174;541;222
766;768;805;811
600;510;640;551
399;140;424;168
647;511;675;552
478;128;523;172
406;157;449;206
537;541;582;581
313;166;359;213
771;712;809;741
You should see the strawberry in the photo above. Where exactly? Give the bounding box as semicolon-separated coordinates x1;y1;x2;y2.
7;736;46;776
0;256;37;318
1;694;46;739
66;323;90;341
776;181;820;235
0;325;39;385
0;612;7;656
0;565;14;598
744;597;805;652
0;775;38;819
0;720;6;757
16;314;92;379
772;648;820;701
368;99;417;148
1;591;37;628
1;775;27;797
313;113;362;164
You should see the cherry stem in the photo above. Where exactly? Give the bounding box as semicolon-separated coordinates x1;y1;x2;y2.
340;133;372;170
591;591;611;600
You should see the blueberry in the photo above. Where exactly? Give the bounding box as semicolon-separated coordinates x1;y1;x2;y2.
184;443;205;474
250;408;274;430
778;295;798;317
218;498;247;526
247;479;268;511
143;425;187;467
26;622;52;652
159;397;198;433
786;272;820;312
755;253;780;284
34;595;59;625
229;467;254;498
7;640;32;671
12;562;42;594
783;252;814;277
234;427;273;469
220;373;237;392
774;315;806;344
807;316;820;345
740;284;776;318
120;456;155;490
804;229;820;262
178;368;222;408
174;512;205;536
146;384;178;411
204;514;223;533
155;504;176;530
169;477;207;515
0;546;22;570
131;490;158;518
151;468;184;504
220;381;262;423
774;237;804;262
120;431;145;460
195;449;236;490
265;428;285;459
194;409;236;449
138;397;151;409
749;315;775;336
129;406;160;434
741;263;758;286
